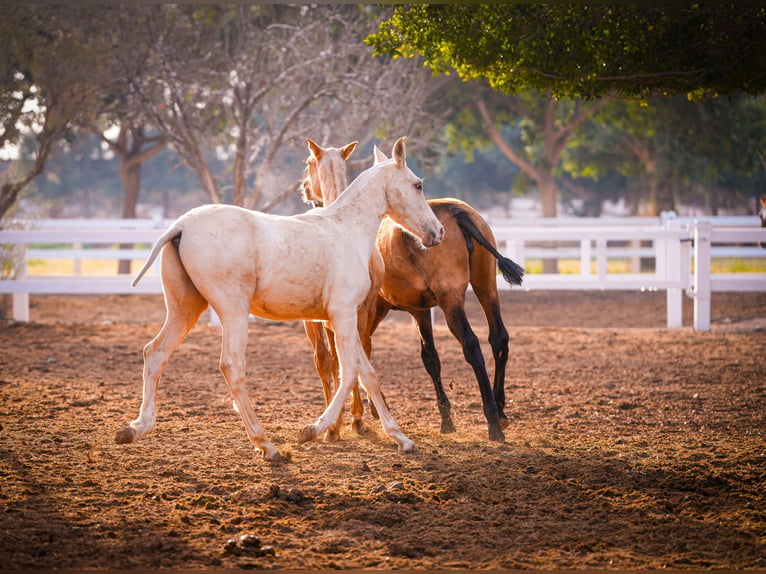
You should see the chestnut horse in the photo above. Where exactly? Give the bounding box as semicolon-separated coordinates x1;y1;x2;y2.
118;138;444;460
301;142;524;442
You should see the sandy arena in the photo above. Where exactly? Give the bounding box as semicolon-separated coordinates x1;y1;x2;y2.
1;290;764;569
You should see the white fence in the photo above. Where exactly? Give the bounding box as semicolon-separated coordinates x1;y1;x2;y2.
1;216;765;331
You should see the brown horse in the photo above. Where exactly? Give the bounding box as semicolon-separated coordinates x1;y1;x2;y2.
301;141;524;442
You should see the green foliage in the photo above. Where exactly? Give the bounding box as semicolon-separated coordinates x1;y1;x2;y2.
561;94;766;213
368;5;766;99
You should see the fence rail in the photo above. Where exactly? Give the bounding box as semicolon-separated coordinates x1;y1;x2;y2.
2;216;765;330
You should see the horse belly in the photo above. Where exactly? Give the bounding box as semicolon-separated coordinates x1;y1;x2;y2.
249;282;328;322
380;274;436;310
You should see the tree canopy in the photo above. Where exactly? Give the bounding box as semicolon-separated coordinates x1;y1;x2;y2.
367;5;766;99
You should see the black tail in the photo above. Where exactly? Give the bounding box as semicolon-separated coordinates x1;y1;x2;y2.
447;204;524;286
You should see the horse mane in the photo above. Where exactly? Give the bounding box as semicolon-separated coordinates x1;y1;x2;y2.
299;162;320;207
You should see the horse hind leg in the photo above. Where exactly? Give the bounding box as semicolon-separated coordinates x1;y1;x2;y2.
443;304;505;442
478;296;511;428
471;246;512;427
412;309;456;434
116;267;207;445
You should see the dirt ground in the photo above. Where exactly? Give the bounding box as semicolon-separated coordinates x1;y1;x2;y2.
1;290;764;570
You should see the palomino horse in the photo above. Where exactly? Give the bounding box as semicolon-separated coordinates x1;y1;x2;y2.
301;142;524;442
116;138;444;460
300;138;384;440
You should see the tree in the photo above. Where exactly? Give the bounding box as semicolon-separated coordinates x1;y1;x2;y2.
367;5;766;100
563;95;766;216
0;6;107;220
88;7;170;222
368;4;766;227
124;4;448;211
473;89;609;219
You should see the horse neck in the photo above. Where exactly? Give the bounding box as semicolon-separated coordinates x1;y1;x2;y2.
324;167;387;241
321;161;348;205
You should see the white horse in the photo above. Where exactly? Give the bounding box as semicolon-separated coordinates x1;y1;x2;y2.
300;138;385;440
116;137;444;460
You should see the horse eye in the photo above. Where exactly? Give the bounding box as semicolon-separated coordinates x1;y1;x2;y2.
415;181;423;192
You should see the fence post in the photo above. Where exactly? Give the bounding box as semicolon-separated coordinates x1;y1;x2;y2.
11;256;29;322
580;239;591;276
663;220;683;329
693;220;712;332
506;238;525;274
73;242;82;274
12;293;29;322
595;238;607;283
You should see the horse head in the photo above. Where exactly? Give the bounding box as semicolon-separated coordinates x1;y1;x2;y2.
377;138;444;248
300;138;357;208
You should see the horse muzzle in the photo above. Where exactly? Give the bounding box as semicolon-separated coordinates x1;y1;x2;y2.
422;224;445;248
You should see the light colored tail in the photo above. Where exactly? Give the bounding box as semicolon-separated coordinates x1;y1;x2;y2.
131;223;182;287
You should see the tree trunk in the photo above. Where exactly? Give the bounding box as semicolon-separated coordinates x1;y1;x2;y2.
118;160;142;274
97;124;167;274
538;176;560;273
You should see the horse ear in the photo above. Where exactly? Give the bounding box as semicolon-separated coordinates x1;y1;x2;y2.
340;141;357;160
392;137;407;168
373;146;388;165
307;138;323;160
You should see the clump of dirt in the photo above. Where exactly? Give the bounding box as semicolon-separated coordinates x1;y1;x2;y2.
0;291;764;569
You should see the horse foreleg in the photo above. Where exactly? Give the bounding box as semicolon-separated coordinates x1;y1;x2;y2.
298;320;414;452
356;350;415;452
298;317;360;445
364;295;394;421
325;327;364;435
443;305;505;442
412;309;456;434
303;321;343;441
219;310;280;461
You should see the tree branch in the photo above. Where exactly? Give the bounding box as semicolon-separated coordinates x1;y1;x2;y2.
475;92;538;180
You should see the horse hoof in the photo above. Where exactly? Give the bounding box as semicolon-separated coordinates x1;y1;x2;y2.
324;428;341;442
262;449;282;462
351;420;365;435
399;440;417;454
298;424;319;445
440;419;457;434
499;414;511;429
115;426;136;444
489;426;506;443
